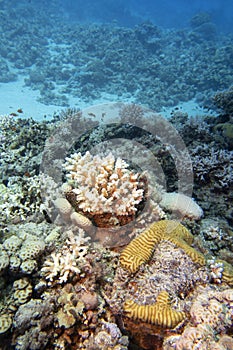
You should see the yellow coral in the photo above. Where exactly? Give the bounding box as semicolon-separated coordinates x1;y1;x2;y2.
120;220;205;273
124;291;185;328
217;259;233;285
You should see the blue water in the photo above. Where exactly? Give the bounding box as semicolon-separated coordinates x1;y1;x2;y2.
61;0;233;32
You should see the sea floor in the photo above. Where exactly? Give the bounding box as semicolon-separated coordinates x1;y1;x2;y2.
0;76;215;121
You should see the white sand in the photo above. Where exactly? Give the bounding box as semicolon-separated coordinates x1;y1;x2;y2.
0;78;62;120
0;77;215;122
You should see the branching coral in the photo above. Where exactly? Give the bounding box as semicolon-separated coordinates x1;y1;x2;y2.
191;146;233;188
63;151;145;227
41;229;90;284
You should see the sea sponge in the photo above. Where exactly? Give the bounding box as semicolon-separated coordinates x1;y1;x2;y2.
120;220;205;273
124;291;185;328
160;192;203;219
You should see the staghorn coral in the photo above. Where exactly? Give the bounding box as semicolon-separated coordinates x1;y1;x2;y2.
124;291;185;328
120;220;205;273
63;151;145;227
190;146;233;189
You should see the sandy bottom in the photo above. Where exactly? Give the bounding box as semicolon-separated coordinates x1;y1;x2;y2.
0;78;215;122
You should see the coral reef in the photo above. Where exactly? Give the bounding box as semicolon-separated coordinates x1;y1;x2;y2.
123;291;185;328
41;229;90;285
163;286;233;350
105;235;209;349
213;86;233;115
63;151;146;227
120;220;205;273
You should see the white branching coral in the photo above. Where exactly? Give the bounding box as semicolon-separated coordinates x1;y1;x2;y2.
41;230;90;285
63;151;144;225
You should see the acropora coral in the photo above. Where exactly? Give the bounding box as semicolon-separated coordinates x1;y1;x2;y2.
63;151;145;227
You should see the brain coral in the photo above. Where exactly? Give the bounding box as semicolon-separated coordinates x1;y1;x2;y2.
124;291;185;328
120;220;205;273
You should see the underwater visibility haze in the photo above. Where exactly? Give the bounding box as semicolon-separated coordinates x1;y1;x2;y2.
0;0;233;349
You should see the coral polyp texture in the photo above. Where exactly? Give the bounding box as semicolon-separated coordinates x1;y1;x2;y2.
124;291;185;328
120;220;205;273
63;151;145;226
163;286;233;350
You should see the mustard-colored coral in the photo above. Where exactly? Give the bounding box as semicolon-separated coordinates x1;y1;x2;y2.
124;291;185;328
216;259;233;285
120;220;205;273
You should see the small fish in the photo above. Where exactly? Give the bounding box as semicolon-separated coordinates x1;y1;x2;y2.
88;112;96;117
17;108;23;113
24;172;31;177
9;112;18;116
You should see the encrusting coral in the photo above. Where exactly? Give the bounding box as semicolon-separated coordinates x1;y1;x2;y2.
159;192;203;220
120;220;205;273
63;151;145;227
163;286;233;350
124;291;185;328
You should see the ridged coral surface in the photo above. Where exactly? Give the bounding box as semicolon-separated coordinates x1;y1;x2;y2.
120;220;205;273
124;291;185;328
